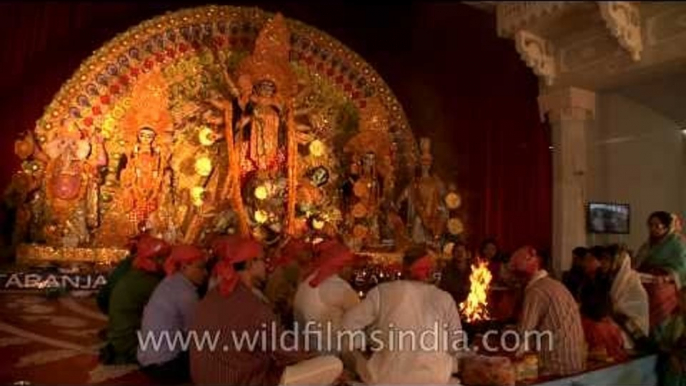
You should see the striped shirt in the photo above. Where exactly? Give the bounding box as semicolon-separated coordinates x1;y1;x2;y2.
518;270;586;377
189;283;314;386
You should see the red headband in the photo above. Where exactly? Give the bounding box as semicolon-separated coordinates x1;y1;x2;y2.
214;238;263;296
164;245;206;276
308;240;355;287
132;235;171;273
409;254;434;281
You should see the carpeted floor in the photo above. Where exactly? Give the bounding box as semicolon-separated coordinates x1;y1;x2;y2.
0;292;150;385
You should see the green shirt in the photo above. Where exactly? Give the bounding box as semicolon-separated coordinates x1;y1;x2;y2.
106;268;162;364
97;256;133;314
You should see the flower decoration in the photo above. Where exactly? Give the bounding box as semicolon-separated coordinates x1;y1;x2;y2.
194;156;213;177
308;140;325;157
445;192;462;210
190;186;205;207
447;218;464;235
254;185;269;200
254;210;269;224
198;126;216;146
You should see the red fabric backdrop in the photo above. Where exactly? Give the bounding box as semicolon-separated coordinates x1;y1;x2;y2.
0;2;551;255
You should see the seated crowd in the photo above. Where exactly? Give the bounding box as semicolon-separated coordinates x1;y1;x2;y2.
94;210;686;386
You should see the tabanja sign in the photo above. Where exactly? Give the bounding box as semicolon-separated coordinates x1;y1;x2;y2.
0;272;107;291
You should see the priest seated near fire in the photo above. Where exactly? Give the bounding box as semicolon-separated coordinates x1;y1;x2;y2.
508;246;586;378
340;246;464;384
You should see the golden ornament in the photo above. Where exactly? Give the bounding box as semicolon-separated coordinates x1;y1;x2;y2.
190;186;205;206
198;126;216;146
352;203;368;218
254;210;269;224
194;157;213;177
254;185;269;200
308;140;325;157
311;217;325;230
445;192;462;210
447;218;464;235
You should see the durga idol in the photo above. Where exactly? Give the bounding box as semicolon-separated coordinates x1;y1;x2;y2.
120;126;168;231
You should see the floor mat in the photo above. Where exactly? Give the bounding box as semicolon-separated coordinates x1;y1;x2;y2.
0;292;150;385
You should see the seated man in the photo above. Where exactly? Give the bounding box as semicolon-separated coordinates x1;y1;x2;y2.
438;241;472;306
510;246;586;377
341;246;464;384
137;244;208;384
190;237;343;386
293;239;360;353
96;227;149;315
562;246;588;301
100;234;171;364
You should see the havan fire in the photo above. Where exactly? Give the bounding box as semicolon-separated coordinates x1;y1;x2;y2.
459;258;493;323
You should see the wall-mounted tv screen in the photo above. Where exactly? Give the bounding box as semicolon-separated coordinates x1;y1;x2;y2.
587;202;630;234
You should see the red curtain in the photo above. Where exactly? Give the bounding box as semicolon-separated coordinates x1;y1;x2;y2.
0;2;551;254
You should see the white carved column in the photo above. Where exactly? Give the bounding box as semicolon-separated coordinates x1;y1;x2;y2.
538;87;596;277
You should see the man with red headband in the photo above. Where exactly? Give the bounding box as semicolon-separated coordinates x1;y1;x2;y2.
190;237;343;385
509;246;585;377
137;244;207;383
293;240;360;353
265;237;314;329
341;246;464;384
101;234;171;365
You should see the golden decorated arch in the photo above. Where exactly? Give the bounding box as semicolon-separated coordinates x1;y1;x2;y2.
10;6;471;267
11;5;429;254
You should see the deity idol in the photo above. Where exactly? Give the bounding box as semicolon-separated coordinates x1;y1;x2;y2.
237;79;287;173
398;138;447;245
42;128;107;246
216;13;299;236
120;127;168;233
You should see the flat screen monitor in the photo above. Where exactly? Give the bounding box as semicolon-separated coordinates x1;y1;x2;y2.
587;202;630;234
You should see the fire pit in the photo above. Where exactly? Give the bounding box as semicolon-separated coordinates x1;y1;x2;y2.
459;258;493;323
458;258;514;346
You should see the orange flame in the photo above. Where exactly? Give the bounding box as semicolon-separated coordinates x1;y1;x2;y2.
459;258;493;323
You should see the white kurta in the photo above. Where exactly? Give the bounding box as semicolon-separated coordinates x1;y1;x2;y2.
293;273;360;352
341;280;463;385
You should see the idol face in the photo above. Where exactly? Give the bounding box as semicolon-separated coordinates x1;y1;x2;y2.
138;128;156;146
255;80;276;98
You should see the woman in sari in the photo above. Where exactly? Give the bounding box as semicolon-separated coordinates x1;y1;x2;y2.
606;245;650;351
579;246;627;363
635;211;686;332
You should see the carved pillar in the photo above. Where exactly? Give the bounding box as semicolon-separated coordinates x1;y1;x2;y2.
538;87;596;277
